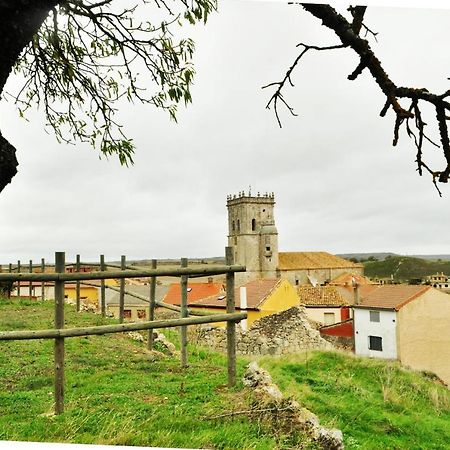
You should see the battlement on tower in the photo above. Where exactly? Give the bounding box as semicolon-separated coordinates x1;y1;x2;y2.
226;190;275;206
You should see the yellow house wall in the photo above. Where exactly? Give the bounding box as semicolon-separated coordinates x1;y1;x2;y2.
65;279;118;306
254;279;299;326
397;288;450;386
187;280;299;328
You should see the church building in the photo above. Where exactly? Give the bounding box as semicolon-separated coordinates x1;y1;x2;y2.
226;191;363;286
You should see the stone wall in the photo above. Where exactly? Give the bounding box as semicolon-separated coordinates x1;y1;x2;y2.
193;306;333;355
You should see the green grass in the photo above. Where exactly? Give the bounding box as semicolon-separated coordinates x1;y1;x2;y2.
2;298;449;449
0;297;311;449
259;351;450;450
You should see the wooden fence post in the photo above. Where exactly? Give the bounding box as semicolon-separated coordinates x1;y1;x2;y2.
8;263;11;299
100;254;106;317
54;251;65;415
17;260;21;297
226;247;236;387
76;255;80;312
29;260;33;300
147;259;157;350
180;257;188;368
119;255;125;323
41;258;45;301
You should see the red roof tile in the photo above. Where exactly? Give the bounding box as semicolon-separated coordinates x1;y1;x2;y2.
164;279;281;310
163;282;224;306
356;285;431;310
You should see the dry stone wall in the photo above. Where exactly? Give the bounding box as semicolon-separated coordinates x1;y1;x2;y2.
194;306;333;355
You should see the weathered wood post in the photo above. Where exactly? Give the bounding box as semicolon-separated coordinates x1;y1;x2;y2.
119;255;125;323
226;247;236;387
75;254;80;312
147;259;157;350
17;260;21;297
54;251;65;415
8;263;11;299
41;258;45;301
100;254;106;317
29;260;33;300
180;257;188;368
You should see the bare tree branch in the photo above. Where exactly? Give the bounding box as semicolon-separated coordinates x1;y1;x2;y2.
266;3;450;191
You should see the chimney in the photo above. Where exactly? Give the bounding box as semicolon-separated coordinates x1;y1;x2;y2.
352;276;360;305
207;277;213;284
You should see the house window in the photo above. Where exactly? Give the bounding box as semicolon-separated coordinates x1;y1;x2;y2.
369;336;383;351
124;309;132;319
251;218;256;231
324;312;335;325
369;310;380;322
137;309;146;319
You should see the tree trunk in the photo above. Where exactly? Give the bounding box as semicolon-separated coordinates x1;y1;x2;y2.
0;0;60;192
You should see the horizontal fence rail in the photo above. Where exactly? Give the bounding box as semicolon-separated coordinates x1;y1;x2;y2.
80;281;214;317
0;312;247;341
0;265;245;282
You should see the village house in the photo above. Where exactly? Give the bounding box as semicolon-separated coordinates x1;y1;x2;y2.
226;191;363;286
353;284;450;386
11;281;55;300
298;285;351;326
164;278;299;328
425;272;450;292
107;284;169;321
64;279;118;308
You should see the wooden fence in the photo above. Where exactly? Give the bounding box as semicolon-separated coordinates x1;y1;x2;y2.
0;248;246;415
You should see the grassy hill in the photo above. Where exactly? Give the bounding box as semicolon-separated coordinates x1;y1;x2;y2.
0;297;305;449
363;255;450;282
1;298;449;449
260;352;450;450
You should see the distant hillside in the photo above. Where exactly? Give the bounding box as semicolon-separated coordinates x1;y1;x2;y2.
338;252;398;262
339;253;450;263
363;255;450;282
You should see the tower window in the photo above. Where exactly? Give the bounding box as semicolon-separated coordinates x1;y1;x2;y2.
237;219;240;231
232;221;235;232
266;246;271;251
251;218;256;231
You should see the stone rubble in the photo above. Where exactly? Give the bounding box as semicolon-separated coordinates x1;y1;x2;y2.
243;361;344;450
196;306;333;355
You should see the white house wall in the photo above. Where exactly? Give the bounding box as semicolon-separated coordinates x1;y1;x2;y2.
354;308;397;359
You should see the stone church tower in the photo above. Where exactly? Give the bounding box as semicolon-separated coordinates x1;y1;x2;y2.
227;191;279;283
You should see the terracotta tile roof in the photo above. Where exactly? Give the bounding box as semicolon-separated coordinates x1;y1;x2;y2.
164;279;281;310
163;282;224;306
192;279;281;310
356;285;432;310
329;273;374;286
278;252;363;270
298;286;348;306
336;284;380;304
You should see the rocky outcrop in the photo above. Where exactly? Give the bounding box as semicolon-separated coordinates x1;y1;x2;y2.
243;361;344;450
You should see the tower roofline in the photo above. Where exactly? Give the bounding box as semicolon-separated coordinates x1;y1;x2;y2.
226;191;275;206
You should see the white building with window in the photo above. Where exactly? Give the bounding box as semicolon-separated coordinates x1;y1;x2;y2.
354;307;397;359
353;285;450;385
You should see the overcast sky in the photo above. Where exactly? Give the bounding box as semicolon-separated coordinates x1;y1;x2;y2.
1;0;450;265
